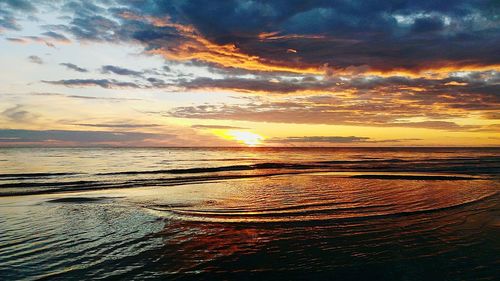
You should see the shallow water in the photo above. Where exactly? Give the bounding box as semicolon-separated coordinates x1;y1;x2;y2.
0;147;498;196
0;148;499;280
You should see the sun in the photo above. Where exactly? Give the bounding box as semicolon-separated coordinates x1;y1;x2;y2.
226;130;264;146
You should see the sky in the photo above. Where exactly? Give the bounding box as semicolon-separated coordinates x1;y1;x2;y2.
0;0;498;147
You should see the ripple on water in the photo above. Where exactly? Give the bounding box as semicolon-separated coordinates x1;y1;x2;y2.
0;174;498;280
147;176;498;224
134;175;499;280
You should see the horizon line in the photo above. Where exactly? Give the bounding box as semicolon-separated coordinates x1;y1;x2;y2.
0;146;499;149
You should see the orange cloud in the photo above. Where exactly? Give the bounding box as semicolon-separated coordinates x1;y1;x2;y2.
148;39;322;75
120;12;500;78
117;12;323;74
328;64;500;79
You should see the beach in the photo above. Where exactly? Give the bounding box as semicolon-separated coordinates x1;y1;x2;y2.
1;147;499;280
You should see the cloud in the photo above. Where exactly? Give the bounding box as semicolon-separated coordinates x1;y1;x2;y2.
1;105;38;123
468;124;500;132
3;0;499;143
42;79;143;89
10;1;497;75
0;13;21;32
191;124;248;130
168;99;487;131
1;0;36;12
174;70;500;98
40;68;498;117
0;0;36;32
31;92;142;101
272;136;370;143
41;31;70;42
129;2;499;73
146;77;168;87
6;37;25;43
72;123;161;128
27;55;43;64
166;69;499;129
0;129;172;145
269;136;422;144
176;76;320;93
0;127;237;147
101;65;143;77
6;32;70;47
388;121;479;130
60;63;88;73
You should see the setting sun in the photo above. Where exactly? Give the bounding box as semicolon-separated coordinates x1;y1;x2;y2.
226;130;264;146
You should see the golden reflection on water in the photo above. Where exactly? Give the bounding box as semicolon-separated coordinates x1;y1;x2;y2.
147;175;498;223
0;174;498;280
0;148;499;280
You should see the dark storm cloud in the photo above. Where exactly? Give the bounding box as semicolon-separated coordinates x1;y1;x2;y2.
60;63;88;72
411;16;445;33
11;1;497;73
145;0;500;71
0;129;171;144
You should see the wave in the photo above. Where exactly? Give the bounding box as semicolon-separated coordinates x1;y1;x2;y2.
0;170;312;196
153;203;396;217
1;170;483;197
97;157;500;177
1;155;498;196
98;162;317;175
47;197;112;203
2;156;498;179
347;174;477;180
0;172;80;179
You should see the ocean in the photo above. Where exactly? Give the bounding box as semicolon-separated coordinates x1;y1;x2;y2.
0;147;499;280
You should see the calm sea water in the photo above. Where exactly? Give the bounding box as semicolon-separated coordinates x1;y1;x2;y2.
0;147;499;280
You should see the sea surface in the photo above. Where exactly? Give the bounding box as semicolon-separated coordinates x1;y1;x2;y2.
0;147;499;280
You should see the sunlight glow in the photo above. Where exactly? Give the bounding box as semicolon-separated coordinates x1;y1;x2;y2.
226;130;264;146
